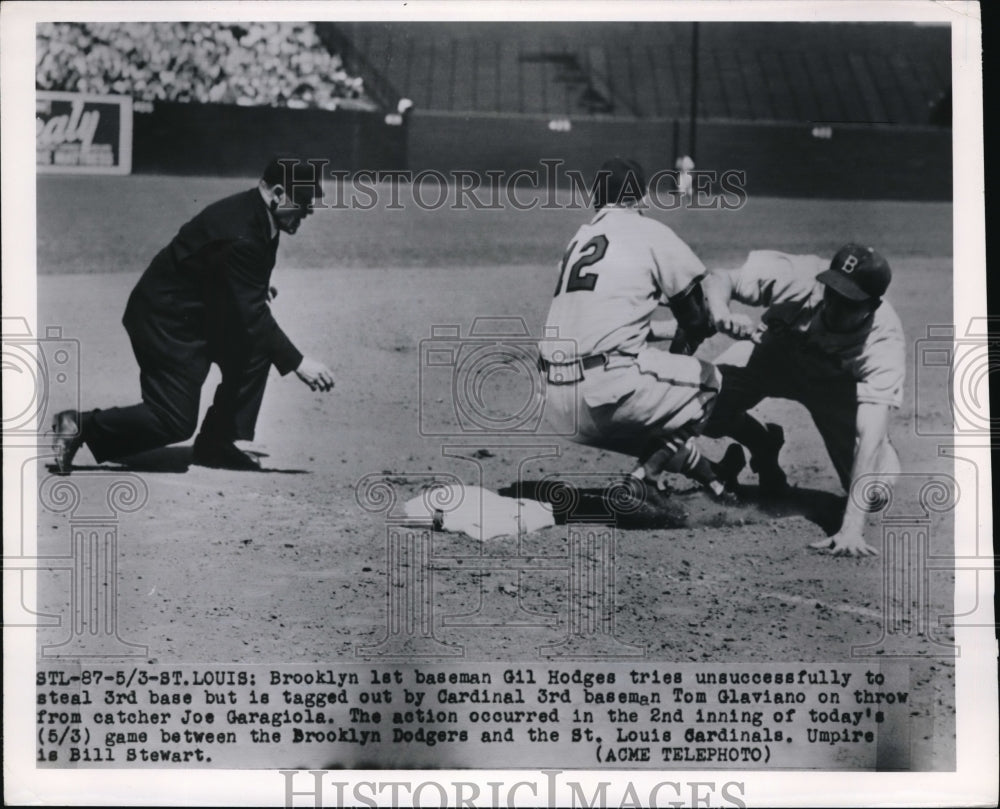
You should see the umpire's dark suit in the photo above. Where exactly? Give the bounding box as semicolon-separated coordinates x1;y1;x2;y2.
85;189;303;462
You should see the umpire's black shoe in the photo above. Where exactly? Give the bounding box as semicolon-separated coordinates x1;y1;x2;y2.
750;423;789;497
192;435;261;471
52;410;85;476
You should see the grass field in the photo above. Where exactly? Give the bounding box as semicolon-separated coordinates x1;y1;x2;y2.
32;174;956;769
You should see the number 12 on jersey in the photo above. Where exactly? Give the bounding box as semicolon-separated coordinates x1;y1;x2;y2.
554;235;609;295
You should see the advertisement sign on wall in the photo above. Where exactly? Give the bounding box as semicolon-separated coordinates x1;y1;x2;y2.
36;91;132;174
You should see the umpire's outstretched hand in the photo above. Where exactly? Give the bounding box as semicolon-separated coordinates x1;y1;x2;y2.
295;356;335;392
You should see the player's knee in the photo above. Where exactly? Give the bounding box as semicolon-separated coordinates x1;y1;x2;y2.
170;422;198;444
163;410;199;443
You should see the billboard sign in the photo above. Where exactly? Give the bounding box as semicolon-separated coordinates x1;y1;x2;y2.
36;91;132;174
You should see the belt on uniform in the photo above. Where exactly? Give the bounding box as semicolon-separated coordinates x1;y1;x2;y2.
538;351;632;385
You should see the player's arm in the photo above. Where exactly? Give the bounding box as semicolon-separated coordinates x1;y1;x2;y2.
810;403;890;556
704;252;817;338
702;269;753;339
812;324;905;555
647;229;715;354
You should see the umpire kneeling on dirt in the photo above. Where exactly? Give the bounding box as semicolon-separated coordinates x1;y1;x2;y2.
52;155;336;474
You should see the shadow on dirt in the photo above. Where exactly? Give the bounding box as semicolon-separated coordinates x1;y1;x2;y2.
737;485;846;535
501;479;846;534
498;479;687;529
48;446;311;475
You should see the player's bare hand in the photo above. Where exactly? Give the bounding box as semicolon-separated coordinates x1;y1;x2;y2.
809;531;879;557
295;356;335;392
716;312;755;339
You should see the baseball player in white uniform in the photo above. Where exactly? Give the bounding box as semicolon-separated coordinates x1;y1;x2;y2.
539;157;743;506
702;245;904;556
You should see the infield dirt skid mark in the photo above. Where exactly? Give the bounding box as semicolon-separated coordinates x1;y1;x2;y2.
757;592;885;621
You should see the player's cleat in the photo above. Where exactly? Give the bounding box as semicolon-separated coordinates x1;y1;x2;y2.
642;475;676;504
616;475;673;511
192;434;261;471
51;410;84;476
707;484;741;505
612;475;687;528
750;423;789;497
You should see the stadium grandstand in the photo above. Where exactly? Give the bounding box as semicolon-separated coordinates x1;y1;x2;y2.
35;21;951;124
36;22;371;110
329;21;951;125
34;20;952;197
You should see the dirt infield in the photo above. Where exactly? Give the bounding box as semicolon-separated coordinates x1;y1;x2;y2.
33;176;955;769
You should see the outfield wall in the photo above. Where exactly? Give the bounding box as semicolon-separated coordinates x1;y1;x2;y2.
407;112;952;201
132;102;405;177
126;102;950;200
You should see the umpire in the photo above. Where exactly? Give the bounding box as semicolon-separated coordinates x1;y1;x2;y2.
52;155;335;473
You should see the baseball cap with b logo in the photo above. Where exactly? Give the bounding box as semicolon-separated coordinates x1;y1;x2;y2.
817;243;892;301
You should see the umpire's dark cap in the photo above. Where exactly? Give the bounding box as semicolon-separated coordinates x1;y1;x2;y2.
818;243;891;301
593;157;647;210
262;154;324;201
